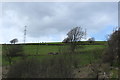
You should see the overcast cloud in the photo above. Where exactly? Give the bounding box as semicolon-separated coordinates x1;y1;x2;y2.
1;2;118;43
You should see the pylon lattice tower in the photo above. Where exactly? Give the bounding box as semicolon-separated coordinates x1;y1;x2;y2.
24;26;27;43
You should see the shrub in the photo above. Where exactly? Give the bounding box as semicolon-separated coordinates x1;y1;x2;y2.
103;27;120;66
3;44;24;65
6;55;75;78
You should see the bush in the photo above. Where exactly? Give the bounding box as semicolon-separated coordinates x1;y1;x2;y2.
6;55;75;78
3;44;24;65
7;45;24;57
103;27;120;66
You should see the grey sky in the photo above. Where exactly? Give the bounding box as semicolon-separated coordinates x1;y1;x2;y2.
1;2;118;43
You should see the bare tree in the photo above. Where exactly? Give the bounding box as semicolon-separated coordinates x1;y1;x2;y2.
64;27;86;53
67;27;86;42
10;38;18;44
88;37;95;43
62;37;70;43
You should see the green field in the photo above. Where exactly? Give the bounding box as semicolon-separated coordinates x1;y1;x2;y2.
2;42;107;66
23;44;106;66
23;45;60;55
2;41;119;78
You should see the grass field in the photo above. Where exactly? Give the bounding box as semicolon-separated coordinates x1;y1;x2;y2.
23;45;60;55
2;41;119;78
2;42;107;66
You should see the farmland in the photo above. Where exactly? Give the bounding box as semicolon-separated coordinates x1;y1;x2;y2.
2;41;106;65
2;41;119;78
